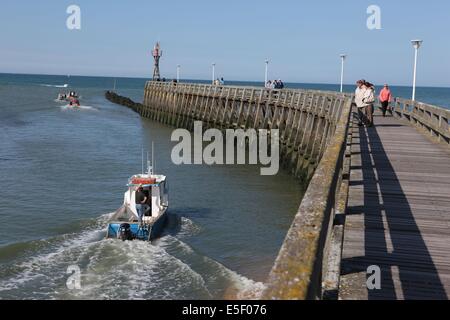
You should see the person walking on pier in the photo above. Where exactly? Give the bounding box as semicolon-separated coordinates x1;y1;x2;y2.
379;84;392;117
270;81;276;89
355;80;366;126
276;79;285;89
362;81;376;127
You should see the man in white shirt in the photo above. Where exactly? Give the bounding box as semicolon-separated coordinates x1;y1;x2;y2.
354;80;366;126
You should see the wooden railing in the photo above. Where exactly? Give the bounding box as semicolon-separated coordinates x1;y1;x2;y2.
142;81;353;181
389;98;450;145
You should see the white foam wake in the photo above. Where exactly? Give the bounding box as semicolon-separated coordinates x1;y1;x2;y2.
60;105;98;111
41;84;69;88
0;213;266;300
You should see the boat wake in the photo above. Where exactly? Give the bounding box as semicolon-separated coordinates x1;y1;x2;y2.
41;84;69;88
0;213;265;300
60;105;98;111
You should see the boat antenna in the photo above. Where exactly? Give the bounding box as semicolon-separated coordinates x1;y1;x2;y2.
147;151;153;175
141;147;144;175
152;142;155;174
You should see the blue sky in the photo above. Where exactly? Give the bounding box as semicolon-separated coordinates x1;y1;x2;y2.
0;0;449;86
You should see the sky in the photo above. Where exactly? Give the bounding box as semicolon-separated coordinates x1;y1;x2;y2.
0;0;449;87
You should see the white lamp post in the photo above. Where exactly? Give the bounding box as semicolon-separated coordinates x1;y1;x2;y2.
212;63;216;84
176;64;180;82
340;54;347;93
411;40;423;101
265;59;269;85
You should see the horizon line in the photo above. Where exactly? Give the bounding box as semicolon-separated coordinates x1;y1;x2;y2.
1;72;449;90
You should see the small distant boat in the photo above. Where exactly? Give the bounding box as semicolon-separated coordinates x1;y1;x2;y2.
56;91;79;101
106;151;169;241
57;91;81;107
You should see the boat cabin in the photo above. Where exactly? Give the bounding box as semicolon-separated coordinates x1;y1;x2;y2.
125;174;168;223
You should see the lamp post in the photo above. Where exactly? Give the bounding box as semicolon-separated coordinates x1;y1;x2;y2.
265;59;269;85
212;63;216;84
411;40;423;101
340;54;347;93
176;64;180;82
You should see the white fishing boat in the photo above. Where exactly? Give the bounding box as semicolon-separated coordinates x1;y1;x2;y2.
106;150;169;241
56;91;81;106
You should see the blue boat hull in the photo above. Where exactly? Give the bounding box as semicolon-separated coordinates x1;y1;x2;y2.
106;212;167;241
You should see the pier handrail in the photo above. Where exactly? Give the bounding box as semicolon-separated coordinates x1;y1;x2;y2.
146;81;346;98
262;95;353;300
389;98;450;145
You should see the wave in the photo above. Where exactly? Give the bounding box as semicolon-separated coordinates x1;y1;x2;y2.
158;218;266;300
60;105;98;111
41;84;69;88
0;213;265;300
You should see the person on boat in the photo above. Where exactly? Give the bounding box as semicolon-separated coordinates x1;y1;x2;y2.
135;186;148;225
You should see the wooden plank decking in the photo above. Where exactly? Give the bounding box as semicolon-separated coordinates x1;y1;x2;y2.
339;112;450;300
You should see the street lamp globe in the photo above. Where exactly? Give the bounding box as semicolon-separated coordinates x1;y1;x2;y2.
411;40;423;50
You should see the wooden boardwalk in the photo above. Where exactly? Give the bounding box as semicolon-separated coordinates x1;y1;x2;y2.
339;112;450;300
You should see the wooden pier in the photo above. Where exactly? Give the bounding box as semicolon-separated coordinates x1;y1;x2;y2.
141;82;352;180
339;102;450;300
108;82;450;300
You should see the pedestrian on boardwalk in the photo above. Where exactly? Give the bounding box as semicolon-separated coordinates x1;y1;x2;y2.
379;84;392;117
362;81;376;127
270;80;276;89
354;80;366;126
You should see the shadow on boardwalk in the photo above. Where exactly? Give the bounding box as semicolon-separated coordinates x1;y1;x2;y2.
341;115;448;300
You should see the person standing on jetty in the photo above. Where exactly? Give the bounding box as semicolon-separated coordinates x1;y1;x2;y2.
379;84;392;117
275;79;285;89
362;81;376;127
354;80;366;126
